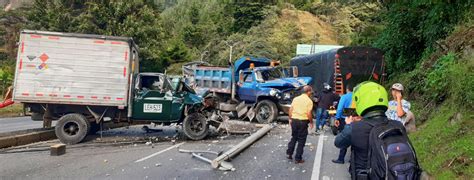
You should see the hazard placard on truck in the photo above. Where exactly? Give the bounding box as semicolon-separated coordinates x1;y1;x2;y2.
12;30;139;107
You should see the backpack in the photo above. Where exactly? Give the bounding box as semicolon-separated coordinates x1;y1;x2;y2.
362;118;422;180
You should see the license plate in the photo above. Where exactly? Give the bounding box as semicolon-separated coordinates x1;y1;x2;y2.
143;103;162;113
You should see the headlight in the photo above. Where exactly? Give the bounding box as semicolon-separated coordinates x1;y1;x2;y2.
284;92;291;100
269;89;278;96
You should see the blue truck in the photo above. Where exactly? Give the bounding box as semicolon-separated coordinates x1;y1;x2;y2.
182;56;312;123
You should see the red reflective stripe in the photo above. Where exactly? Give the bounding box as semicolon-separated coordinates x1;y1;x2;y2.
21;42;24;53
373;73;379;80
124;51;128;61
22;93;29;96
63;95;71;98
19;58;23;70
94;40;105;44
36;93;44;96
48;36;60;40
345;72;352;80
111;41;122;45
91;96;98;99
77;96;84;99
116;98;124;101
123;67;126;77
30;35;41;38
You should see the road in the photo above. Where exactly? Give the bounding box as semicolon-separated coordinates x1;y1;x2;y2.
0;116;56;133
0;120;350;180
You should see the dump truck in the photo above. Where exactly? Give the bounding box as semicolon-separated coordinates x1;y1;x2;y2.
10;30;220;144
182;57;312;123
290;46;385;95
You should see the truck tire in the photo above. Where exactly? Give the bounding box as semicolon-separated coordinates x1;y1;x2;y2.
255;100;278;123
31;112;44;121
55;113;90;145
182;113;209;140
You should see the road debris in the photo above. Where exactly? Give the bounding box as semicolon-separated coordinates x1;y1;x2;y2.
50;144;66;156
178;148;221;156
211;124;274;169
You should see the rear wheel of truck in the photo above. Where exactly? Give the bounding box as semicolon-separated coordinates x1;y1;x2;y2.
255;100;278;123
183;113;209;140
55;113;90;145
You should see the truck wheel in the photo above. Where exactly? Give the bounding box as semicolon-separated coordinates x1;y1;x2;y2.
183;113;209;140
255;100;278;123
55;113;90;145
31;112;44;121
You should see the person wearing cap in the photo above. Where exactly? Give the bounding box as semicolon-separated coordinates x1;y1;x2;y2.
314;82;340;134
385;83;416;132
287;85;314;164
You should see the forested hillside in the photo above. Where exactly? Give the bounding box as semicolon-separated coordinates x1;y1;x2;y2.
0;0;473;178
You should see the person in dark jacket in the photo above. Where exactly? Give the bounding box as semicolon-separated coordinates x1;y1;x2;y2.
314;83;340;134
334;81;389;179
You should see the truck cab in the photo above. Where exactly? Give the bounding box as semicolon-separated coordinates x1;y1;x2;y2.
132;73;185;122
237;63;312;123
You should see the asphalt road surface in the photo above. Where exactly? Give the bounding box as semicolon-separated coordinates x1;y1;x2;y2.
0;122;350;180
0;116;56;133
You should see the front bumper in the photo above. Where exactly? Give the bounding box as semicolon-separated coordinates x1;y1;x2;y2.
279;103;291;114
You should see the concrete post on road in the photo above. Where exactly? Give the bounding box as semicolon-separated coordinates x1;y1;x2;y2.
212;124;274;169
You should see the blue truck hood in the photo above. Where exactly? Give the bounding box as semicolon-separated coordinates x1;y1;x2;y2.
259;77;312;89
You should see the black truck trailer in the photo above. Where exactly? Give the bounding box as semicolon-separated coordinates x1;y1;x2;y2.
291;46;385;95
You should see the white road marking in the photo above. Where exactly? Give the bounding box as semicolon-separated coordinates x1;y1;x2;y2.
311;133;326;180
135;142;185;163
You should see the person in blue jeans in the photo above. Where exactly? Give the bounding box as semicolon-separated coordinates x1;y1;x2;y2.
315;83;339;134
332;84;353;164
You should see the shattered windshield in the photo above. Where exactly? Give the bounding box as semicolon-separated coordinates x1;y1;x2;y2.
257;68;284;81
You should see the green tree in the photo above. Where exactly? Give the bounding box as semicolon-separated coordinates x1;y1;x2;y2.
80;1;164;72
231;1;267;33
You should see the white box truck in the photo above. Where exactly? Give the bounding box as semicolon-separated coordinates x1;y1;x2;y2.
11;30;220;144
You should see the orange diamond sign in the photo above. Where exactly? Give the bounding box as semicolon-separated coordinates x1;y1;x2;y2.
39;53;49;62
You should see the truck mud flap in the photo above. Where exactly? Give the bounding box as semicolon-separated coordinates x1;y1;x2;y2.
236;101;248;118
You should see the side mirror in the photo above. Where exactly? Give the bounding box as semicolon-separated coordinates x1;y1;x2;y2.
292;66;298;77
238;70;244;84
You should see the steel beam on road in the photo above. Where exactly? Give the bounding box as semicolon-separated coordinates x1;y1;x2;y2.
211;124;274;169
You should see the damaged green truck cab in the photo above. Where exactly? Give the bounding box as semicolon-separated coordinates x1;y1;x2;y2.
131;73;213;141
131;73;201;121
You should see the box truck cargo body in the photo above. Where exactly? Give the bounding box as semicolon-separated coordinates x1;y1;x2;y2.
13;30;139;107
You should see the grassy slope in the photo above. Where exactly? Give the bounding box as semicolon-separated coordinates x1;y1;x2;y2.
410;100;473;179
398;25;474;178
0;103;23;118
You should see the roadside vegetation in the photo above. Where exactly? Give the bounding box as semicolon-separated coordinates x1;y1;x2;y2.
0;0;472;177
